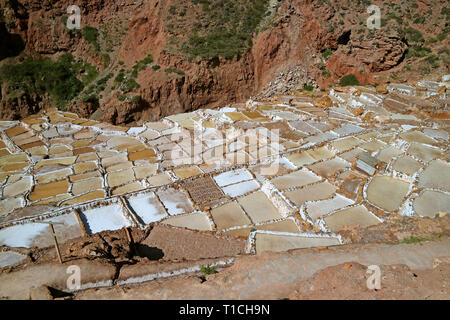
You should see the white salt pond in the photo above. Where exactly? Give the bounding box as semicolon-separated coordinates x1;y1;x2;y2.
0;251;26;268
127;192;167;224
214;169;253;187
306;195;355;221
222;180;260;197
80;204;131;234
0;212;83;248
156;188;195;216
0;223;49;248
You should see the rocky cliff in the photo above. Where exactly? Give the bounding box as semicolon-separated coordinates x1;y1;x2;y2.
0;0;448;124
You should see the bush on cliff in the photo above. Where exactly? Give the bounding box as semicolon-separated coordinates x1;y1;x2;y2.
339;74;360;86
0;54;96;108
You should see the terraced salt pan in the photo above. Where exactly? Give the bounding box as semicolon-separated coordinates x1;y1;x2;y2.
423;129;448;141
366;176;410;212
0;197;25;216
127;192;167;224
418;160;450;192
156;188;194;215
376;146;404;162
407;143;442;162
324;205;382;232
306;194;354;221
0;251;26;268
256;219;301;233
253;231;341;253
251;156;296;177
392;156;422;176
413;190;450;218
161;212;212;231
211;201;251;231
80;204;131;234
238;191;282;223
333;124;364;136
284;181;337;206
127;127;146;135
213;168;253;187
0;212;82;248
271;169;321;191
304;131;338;145
222;180;260;197
308;158;349;177
0;223;48;248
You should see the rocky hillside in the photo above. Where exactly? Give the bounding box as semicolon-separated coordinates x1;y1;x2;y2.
0;0;448;124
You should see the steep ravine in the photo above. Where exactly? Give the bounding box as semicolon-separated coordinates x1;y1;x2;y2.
0;0;448;124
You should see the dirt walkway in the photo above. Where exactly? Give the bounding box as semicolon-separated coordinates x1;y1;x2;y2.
74;238;450;300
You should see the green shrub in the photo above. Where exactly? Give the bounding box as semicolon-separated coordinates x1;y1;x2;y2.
200;264;217;276
406;45;431;58
322;47;334;59
132;55;154;77
438;48;450;55
121;78;140;93
177;0;270;59
339;74;360;86
413;16;425;24
152;65;161;71
441;7;450;20
303;84;314;91
387;12;402;24
437;26;450;41
114;69;126;84
169;5;177;15
322;69;331;77
82;94;99;107
0;54;90;108
97;73;113;87
128;95;142;104
82;26;100;52
165;67;185;76
425;54;440;68
400;236;429;244
405;27;424;43
102;53;111;68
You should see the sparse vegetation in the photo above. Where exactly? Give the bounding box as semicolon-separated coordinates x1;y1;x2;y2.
200;264;217;276
406;45;431;58
322;69;331;78
165;67;185;76
133;55;154;76
400;236;430;244
82;26;101;52
425;54;440;68
405;27;424;43
81;94;100;108
0;54;97;109
170;0;271;59
102;53;111;68
322;47;334;59
436;26;450;41
121;78;140;93
339;74;359;86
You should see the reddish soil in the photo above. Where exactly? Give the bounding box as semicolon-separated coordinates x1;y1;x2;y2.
288;261;450;300
2;0;448;124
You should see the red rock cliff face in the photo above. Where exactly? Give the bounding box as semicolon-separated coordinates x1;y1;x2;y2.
99;0;257;124
100;0;321;124
0;0;422;123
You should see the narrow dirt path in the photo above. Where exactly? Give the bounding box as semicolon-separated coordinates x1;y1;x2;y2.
74;238;450;299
